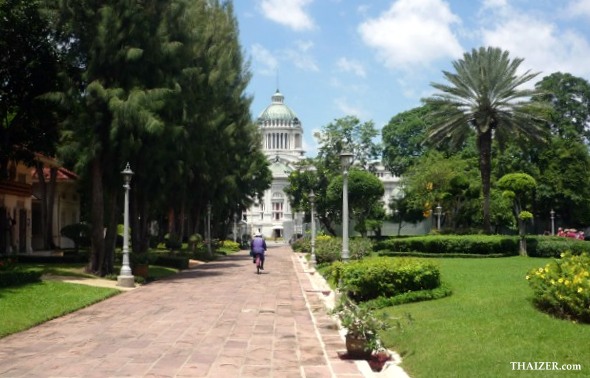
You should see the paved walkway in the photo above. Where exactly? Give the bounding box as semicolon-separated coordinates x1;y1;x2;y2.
0;244;397;378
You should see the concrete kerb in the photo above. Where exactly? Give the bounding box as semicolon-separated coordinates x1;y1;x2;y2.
295;253;411;378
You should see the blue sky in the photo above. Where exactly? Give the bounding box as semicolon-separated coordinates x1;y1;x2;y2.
233;0;590;156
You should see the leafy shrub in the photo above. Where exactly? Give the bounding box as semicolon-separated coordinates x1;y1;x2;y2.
340;257;441;302
314;236;374;264
315;236;342;264
527;236;590;257
349;238;374;260
60;222;91;250
217;240;240;253
527;252;590;323
165;233;182;250
291;237;310;252
375;235;519;256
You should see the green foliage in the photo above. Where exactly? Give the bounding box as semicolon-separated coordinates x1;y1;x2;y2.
314;236;342;264
217;240;240;253
330;296;391;352
0;269;43;288
381;105;431;177
364;284;452;309
339;257;441;302
290;237;310;252
165;234;183;250
60;223;91;250
424;46;549;232
527;236;590;257
527;252;590;323
375;235;519;256
313;236;374;264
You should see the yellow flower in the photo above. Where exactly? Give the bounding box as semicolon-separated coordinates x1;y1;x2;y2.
578;287;584;293
551;279;556;285
525;275;530;280
558;278;564;284
560;252;565;258
538;267;544;273
565;280;571;286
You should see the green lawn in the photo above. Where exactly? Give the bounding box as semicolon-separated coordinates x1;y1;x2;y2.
0;263;179;339
381;257;589;377
0;281;119;338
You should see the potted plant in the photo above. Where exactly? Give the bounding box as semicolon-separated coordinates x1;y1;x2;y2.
130;252;153;278
331;296;390;359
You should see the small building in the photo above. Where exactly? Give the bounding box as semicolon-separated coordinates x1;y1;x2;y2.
0;155;80;254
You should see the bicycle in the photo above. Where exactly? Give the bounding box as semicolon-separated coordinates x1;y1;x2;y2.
253;252;264;274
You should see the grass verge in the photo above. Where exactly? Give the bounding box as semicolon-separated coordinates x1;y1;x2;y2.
0;281;119;338
380;256;590;377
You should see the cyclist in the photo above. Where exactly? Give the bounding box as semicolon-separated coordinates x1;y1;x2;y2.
250;232;267;270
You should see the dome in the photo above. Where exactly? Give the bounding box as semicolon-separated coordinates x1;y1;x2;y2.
257;90;300;124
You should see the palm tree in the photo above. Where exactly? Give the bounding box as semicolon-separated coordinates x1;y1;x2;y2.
423;46;548;233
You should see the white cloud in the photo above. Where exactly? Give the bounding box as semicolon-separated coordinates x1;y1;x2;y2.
564;0;590;19
259;0;315;31
358;0;463;70
334;97;364;118
336;57;367;77
284;40;319;72
481;10;590;81
251;44;278;76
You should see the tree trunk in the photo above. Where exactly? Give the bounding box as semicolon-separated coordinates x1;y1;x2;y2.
103;190;118;275
478;130;493;234
89;159;105;274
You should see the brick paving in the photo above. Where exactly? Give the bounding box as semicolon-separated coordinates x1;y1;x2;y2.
0;244;366;378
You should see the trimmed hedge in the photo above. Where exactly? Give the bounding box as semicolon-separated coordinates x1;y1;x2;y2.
375;235;590;257
330;257;441;302
0;269;43;288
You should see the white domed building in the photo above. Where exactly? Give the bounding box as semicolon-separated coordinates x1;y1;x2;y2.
244;90;305;240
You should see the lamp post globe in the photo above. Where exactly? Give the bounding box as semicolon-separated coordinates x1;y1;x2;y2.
117;162;135;288
340;151;353;262
436;204;442;231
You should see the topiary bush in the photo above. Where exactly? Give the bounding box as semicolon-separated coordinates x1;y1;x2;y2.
315;235;341;264
527;252;590;323
340;257;441;302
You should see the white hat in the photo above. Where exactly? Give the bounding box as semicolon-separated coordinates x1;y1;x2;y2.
255;232;262;237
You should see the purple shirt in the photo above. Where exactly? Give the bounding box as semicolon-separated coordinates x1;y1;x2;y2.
251;236;267;254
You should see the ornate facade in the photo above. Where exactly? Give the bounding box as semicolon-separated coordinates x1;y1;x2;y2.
244;90;304;240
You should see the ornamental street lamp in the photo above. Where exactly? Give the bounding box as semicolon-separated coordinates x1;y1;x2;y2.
340;151;354;262
309;190;316;266
117;163;135;288
550;209;555;235
436;204;442;231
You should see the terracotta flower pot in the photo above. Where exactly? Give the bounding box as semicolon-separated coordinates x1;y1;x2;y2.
345;334;372;359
